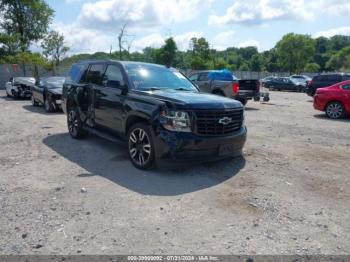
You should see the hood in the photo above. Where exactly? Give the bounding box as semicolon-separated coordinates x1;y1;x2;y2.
49;87;62;95
135;89;243;109
13;77;35;86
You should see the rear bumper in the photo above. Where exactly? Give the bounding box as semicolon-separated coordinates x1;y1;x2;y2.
233;91;259;100
154;126;247;167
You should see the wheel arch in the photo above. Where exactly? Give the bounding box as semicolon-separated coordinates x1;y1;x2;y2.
212;89;226;96
325;100;344;110
125;114;151;134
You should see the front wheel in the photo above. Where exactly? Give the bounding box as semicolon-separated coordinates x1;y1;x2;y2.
44;96;55;112
67;107;87;139
325;102;345;119
31;95;39;106
127;123;155;170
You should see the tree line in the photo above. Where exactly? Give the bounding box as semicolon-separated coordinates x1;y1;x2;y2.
1;0;350;75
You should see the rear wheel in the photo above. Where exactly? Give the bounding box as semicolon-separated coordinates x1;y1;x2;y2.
237;98;248;106
127;123;155;170
325;102;344;119
213;90;225;97
67;107;87;139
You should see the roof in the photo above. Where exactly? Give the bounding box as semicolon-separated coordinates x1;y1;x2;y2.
75;59;169;69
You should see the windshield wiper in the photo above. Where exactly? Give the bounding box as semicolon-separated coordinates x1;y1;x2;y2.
174;88;191;91
144;87;161;91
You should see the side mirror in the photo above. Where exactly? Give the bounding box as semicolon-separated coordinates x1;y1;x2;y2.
106;80;128;93
106;80;121;88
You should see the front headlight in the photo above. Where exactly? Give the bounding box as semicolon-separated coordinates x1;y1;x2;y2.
160;110;191;132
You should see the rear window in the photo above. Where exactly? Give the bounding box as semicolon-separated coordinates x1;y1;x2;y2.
327;75;342;82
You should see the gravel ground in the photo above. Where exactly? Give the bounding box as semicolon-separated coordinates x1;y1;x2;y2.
0;90;349;255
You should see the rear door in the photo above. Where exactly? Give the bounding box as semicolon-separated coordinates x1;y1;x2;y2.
197;72;211;93
322;75;342;88
85;63;107;127
98;63;127;133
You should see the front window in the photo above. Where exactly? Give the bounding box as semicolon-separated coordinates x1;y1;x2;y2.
125;64;197;92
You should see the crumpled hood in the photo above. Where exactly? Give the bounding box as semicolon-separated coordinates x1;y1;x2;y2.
137;89;243;109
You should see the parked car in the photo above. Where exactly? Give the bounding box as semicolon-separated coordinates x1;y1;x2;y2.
313;79;350;119
306;73;350;96
188;70;260;105
5;77;35;99
31;76;65;112
290;75;312;84
264;77;305;92
62;61;247;170
261;76;276;84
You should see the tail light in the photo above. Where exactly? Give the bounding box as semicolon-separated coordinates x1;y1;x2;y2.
233;83;240;93
308;80;313;86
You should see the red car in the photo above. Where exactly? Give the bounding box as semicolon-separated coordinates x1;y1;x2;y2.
314;79;350;119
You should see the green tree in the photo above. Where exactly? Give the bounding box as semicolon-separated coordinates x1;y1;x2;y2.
275;33;315;73
304;63;320;73
329;35;350;51
0;0;54;52
41;30;69;68
250;53;264;71
0;33;21;56
189;37;211;69
326;46;350;71
2;52;50;78
155;37;177;67
214;57;229;70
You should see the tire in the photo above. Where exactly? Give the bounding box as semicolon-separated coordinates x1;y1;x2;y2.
44;96;55;112
127;123;155;170
12;90;19;99
325;102;345;119
31;95;39;106
67;107;88;139
213;91;225;97
237;98;248;106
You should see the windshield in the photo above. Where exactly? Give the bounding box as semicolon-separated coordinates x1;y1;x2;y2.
125;64;197;92
45;77;65;88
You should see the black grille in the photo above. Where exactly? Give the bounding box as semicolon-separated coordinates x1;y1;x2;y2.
194;109;243;136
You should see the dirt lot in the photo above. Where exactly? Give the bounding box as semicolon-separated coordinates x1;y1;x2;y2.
0;90;349;255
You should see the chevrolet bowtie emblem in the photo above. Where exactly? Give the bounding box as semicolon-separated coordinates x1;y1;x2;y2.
218;117;233;125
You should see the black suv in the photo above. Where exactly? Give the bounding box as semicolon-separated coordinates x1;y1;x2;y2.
62;60;247;169
306;73;350;96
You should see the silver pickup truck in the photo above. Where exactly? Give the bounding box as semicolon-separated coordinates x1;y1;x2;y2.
188;70;261;105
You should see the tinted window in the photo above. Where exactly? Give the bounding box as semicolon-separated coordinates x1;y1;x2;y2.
342;83;350;90
343;75;350;81
86;64;105;85
103;65;125;88
198;73;209;81
189;74;198;81
327;75;342;82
